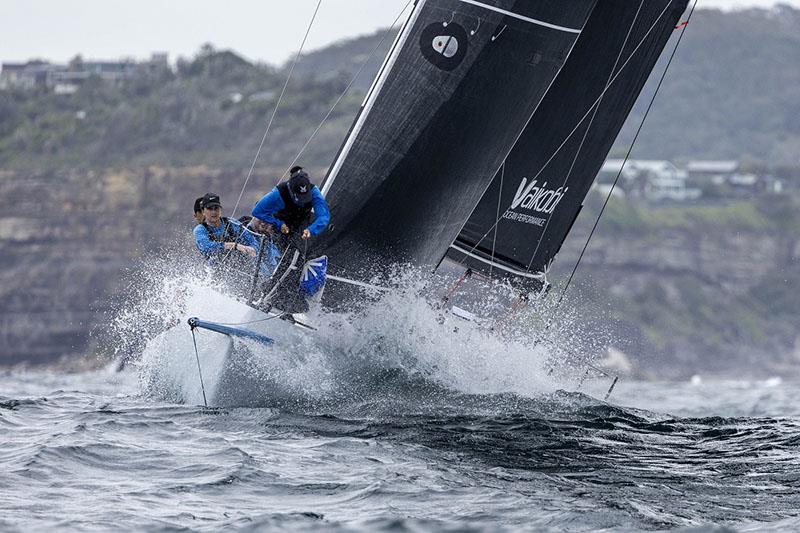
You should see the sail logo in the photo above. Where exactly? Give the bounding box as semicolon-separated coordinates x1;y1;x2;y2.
510;178;568;215
420;22;468;71
432;36;459;58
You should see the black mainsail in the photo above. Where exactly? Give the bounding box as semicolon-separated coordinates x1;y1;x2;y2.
319;0;597;282
446;0;689;289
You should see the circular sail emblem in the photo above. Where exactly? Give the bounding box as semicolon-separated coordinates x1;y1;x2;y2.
420;22;468;71
432;36;459;58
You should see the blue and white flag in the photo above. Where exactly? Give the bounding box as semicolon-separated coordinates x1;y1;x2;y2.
299;255;327;296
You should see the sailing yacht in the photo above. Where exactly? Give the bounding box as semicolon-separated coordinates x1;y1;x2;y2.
141;0;689;406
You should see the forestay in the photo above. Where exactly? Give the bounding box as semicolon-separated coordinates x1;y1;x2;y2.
319;0;597;283
446;0;690;290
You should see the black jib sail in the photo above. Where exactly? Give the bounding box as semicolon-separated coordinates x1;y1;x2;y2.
319;0;597;282
446;0;689;289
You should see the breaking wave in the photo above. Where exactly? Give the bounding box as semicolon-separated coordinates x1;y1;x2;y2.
107;254;615;410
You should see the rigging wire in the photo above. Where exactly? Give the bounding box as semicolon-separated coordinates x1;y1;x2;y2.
190;327;209;407
450;0;677;272
553;0;698;313
488;163;505;278
218;0;413;282
523;0;646;273
277;0;414;184
538;0;697;392
230;0;323;219
201;314;284;328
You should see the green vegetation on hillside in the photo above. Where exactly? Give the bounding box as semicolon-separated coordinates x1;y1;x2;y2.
2;7;800;171
0;44;362;171
623;5;800;166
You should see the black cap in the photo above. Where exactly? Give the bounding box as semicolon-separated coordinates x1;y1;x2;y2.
289;165;304;175
194;196;204;213
288;172;313;204
202;193;221;208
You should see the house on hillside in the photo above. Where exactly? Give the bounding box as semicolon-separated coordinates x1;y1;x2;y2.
82;60;137;80
597;159;701;201
728;173;783;195
50;59;138;93
1;53;168;93
688;160;783;196
0;61;62;90
687;160;739;186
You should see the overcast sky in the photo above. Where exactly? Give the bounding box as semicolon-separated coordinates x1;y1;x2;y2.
3;0;798;66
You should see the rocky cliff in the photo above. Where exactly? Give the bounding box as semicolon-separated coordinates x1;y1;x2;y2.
0;166;270;365
552;195;800;378
3;165;797;379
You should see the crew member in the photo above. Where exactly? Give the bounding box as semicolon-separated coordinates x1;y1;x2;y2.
250;167;330;312
193;196;205;224
193;193;258;264
251;166;330;240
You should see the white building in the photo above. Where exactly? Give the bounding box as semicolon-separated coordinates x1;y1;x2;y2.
598;159;701;201
688;160;783;195
687;160;739;186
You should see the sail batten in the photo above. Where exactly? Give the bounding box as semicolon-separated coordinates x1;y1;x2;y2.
455;0;583;33
449;244;546;280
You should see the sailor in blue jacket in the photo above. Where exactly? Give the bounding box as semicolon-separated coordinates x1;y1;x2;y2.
193;193;264;270
251;166;330;240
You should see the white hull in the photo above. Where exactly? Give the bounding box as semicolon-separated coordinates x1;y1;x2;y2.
139;287;316;407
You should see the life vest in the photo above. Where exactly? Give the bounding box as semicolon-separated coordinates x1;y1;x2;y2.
201;217;240;243
276;182;313;231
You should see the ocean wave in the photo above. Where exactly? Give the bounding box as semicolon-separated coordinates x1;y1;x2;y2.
2;373;800;531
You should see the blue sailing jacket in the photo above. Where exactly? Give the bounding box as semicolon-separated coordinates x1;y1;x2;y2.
193;218;279;275
251;185;330;236
194;218;256;258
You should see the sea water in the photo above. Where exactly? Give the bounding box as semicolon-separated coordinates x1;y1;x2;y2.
3;267;798;531
1;368;799;532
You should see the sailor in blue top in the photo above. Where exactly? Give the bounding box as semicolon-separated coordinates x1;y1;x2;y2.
251;166;330;240
250;167;330;313
193;193;261;266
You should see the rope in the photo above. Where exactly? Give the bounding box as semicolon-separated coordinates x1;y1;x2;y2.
277;0;414;184
220;1;412;288
230;0;323;218
325;274;391;292
553;0;697;312
262;249;301;302
440;268;472;306
489;163;505;278
216;221;247;269
214;2;414;301
248;233;267;304
190;327;209;407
